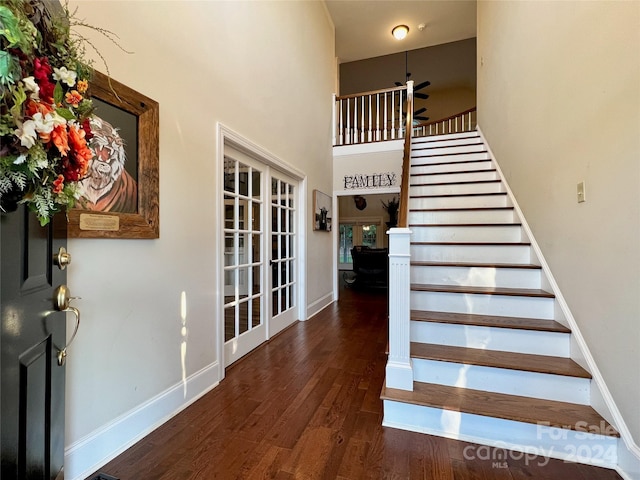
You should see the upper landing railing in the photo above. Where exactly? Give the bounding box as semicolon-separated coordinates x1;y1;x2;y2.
332;85;476;147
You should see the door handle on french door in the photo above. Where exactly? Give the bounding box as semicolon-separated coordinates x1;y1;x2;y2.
49;285;81;366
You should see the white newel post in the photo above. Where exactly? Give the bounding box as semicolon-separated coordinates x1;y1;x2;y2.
386;227;414;390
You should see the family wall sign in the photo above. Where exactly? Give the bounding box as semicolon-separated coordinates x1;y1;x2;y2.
343;172;397;190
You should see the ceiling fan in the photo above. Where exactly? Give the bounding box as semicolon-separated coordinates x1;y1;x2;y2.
395;51;430;122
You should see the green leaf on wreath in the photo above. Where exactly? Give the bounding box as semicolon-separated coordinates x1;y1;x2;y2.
56;108;75;121
53;81;63;104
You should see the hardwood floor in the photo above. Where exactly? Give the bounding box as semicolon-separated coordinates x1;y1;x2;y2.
89;285;621;480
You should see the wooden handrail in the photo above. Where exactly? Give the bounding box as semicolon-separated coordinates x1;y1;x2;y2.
414;107;477;129
336;85;406;101
398;82;413;228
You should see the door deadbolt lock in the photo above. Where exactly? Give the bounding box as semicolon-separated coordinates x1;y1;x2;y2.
54;247;72;270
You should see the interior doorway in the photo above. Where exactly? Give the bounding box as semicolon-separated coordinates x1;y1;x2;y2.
219;127;305;369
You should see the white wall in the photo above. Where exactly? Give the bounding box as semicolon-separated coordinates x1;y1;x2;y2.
478;0;640;451
65;1;335;477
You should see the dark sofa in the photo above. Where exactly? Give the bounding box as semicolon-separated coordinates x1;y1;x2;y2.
350;246;389;288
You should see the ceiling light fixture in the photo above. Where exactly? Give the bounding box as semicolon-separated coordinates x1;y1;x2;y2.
392;25;409;40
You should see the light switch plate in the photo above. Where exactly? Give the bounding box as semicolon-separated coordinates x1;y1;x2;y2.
577;181;586;203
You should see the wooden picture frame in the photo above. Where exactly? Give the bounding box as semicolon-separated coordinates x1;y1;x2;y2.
313;189;332;232
67;70;159;238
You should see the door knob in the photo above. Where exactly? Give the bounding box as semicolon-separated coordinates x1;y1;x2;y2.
54;247;72;270
50;285;81;366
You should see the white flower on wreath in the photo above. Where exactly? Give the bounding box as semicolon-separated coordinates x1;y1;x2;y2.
52;66;77;87
22;76;40;99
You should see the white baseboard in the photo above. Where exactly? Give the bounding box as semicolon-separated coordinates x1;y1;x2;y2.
306;291;334;319
64;361;220;480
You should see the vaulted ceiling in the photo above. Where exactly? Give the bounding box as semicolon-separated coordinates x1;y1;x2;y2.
324;0;477;63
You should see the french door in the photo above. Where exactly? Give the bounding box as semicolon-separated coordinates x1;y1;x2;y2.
222;148;298;367
269;172;297;336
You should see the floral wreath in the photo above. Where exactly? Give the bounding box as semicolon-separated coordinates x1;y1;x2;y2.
0;0;95;226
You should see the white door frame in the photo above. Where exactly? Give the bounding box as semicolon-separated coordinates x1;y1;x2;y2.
216;123;307;379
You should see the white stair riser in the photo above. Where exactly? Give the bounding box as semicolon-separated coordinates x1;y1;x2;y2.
411;182;504;196
382;401;618;469
413;151;490;164
410;321;569;357
412;133;480;147
410;194;508;209
412;359;586;404
410;265;541;289
410;291;555;319
411;170;499;184
408;209;515;224
412;160;493;175
413;143;487;157
411;244;531;264
411;225;523;243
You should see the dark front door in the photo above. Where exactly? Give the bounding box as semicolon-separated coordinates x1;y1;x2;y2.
1;207;70;479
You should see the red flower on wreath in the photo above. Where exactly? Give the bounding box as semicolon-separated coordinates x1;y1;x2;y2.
33;57;55;103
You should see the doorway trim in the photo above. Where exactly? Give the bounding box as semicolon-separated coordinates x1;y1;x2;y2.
216;123;307;380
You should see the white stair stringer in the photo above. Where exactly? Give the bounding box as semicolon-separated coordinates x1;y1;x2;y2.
382;130;621;470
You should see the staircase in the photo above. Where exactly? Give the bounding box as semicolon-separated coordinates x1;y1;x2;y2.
381;131;620;468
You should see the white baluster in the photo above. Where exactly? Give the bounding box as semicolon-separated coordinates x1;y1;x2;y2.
375;94;380;141
360;96;365;143
391;91;395;139
368;95;372;142
383;92;388;141
346;99;351;144
338;99;343;145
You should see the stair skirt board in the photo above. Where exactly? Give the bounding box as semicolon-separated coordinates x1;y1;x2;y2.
410;321;568;357
411;359;588;404
410;290;555;320
382;400;618;469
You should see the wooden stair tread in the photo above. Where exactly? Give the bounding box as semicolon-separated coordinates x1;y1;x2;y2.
411;169;497;177
411;241;531;246
410;343;589;378
410;310;570;333
409;223;521;227
412;141;485;151
410;179;501;187
411;283;555;298
411;261;539;269
412;135;479;146
381;382;618;437
411;159;491;167
410;192;507;198
410;206;513;212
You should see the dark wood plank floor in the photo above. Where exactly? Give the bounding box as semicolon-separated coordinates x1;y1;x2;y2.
89;284;621;479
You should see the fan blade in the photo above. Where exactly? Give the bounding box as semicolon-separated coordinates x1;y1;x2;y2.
394;82;403;87
415;92;429;100
414;80;431;91
415;116;430;122
414;107;427;115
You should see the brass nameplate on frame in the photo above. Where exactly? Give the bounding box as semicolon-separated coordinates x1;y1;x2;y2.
79;214;120;231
